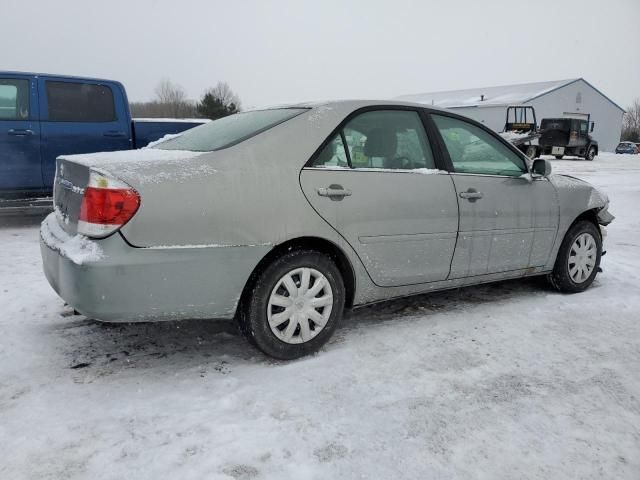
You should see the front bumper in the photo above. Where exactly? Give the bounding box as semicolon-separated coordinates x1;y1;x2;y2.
40;213;270;322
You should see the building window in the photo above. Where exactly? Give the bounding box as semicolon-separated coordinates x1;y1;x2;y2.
576;92;582;104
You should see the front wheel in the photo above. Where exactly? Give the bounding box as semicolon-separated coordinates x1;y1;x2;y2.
238;250;345;360
586;146;596;161
548;220;602;293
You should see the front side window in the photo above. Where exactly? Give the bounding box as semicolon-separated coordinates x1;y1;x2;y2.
157;108;308;152
46;81;115;122
312;110;435;170
0;79;29;120
579;121;588;134
432;114;526;177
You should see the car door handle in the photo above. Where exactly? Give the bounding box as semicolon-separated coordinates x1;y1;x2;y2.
8;129;34;136
103;130;128;138
459;189;483;202
317;185;352;199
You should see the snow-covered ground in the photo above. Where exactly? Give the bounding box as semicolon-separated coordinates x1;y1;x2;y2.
1;153;639;479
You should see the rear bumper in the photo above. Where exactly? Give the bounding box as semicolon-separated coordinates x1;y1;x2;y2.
40;213;270;322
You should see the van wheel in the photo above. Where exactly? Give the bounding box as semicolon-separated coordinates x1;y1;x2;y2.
554;154;564;160
586;146;596;161
548;220;602;293
238;250;345;360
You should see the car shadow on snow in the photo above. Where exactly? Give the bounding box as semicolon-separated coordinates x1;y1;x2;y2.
54;276;553;377
344;276;549;330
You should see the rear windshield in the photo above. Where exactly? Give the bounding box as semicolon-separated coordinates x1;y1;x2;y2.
541;119;571;130
154;108;308;152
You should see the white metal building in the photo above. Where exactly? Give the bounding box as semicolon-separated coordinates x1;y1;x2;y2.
398;78;625;152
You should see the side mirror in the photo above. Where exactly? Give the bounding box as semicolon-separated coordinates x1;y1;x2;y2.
590;122;595;133
532;158;552;177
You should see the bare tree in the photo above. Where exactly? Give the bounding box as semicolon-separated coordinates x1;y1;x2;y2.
622;99;640;142
153;79;189;118
196;82;242;120
207;82;241;111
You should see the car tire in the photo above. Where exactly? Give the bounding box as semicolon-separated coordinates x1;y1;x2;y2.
548;220;602;293
586;146;596;161
554;154;564;160
238;250;345;360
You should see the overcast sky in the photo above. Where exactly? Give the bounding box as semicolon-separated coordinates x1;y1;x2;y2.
4;0;639;109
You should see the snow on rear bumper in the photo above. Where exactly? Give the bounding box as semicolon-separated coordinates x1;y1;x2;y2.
39;213;270;322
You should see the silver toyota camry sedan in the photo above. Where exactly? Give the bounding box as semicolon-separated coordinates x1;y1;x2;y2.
41;100;614;359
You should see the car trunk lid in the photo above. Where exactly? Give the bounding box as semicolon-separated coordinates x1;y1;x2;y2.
53;148;205;236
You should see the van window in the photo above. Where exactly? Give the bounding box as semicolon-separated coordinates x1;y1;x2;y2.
46;81;116;122
0;79;29;120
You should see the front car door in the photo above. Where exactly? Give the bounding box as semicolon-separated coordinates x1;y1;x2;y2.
300;108;459;287
0;75;42;194
429;112;559;278
39;78;132;189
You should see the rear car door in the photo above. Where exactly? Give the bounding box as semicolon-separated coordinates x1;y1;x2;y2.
300;108;459;287
430;113;558;278
0;75;42;193
39;78;132;188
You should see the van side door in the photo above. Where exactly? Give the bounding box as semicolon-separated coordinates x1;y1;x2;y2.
39;78;132;189
0;75;42;193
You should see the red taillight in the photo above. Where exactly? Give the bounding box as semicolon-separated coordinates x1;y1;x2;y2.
78;171;140;238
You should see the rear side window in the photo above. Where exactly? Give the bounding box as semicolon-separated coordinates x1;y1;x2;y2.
0;79;29;120
312;110;436;170
156;108;308;152
46;81;116;122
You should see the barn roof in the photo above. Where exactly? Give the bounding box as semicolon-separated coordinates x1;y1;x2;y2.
397;78;625;112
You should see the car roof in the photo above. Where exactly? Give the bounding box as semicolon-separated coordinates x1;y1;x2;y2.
255;99;451;113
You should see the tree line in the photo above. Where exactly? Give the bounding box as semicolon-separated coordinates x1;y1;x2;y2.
621;99;640;143
130;79;241;120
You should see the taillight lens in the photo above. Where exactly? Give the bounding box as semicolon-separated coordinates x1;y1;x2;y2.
78;170;140;238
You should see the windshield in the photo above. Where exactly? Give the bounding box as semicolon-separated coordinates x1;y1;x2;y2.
154;108;308;152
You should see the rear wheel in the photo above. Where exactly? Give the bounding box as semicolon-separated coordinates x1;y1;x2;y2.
548;220;602;293
554;154;564;160
586;146;596;161
238;250;345;360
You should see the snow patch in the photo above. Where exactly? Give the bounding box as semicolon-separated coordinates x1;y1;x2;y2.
40;213;103;265
59;149;212;185
133;118;210;123
307;105;334;124
143;132;184;148
60;148;203;167
146;242;271;250
311;166;444;174
499;131;533;142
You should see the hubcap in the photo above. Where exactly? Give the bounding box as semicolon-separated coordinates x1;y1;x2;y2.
568;232;597;283
267;267;333;344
